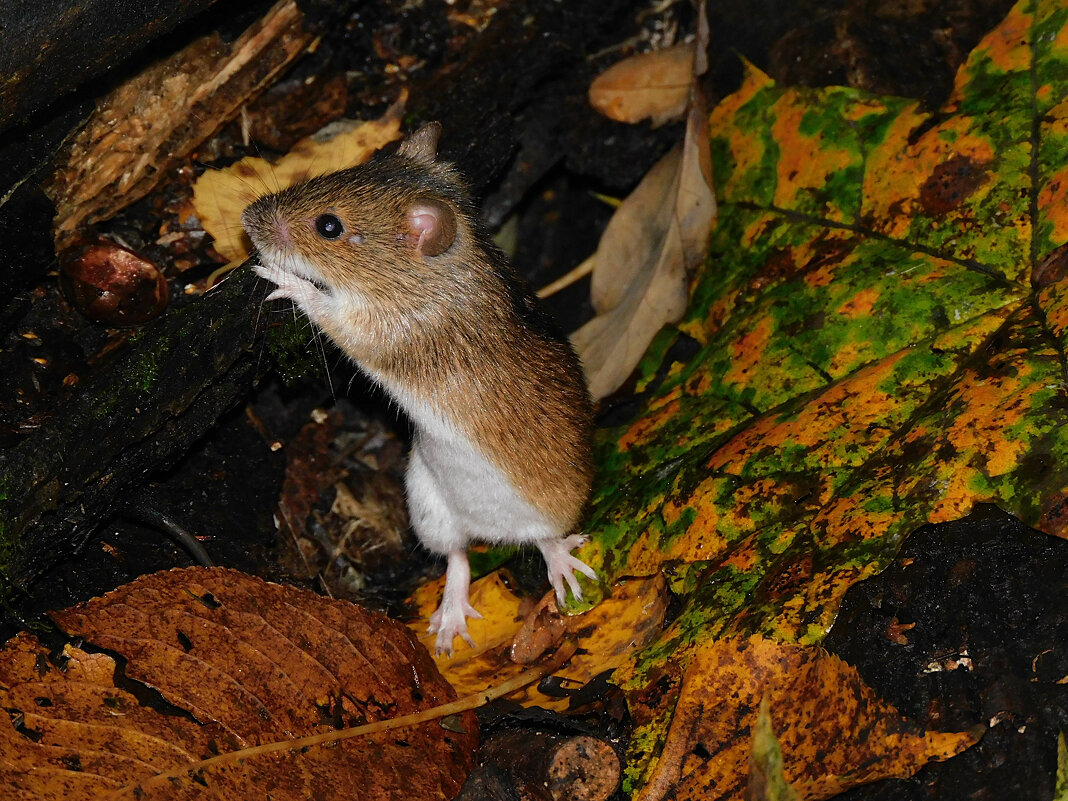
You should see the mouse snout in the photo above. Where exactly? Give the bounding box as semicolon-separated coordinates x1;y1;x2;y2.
242;200;292;249
240;196;269;230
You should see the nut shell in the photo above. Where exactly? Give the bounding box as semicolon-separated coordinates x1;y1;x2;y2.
60;241;169;326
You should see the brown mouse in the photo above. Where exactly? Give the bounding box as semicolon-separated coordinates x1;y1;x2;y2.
241;123;596;654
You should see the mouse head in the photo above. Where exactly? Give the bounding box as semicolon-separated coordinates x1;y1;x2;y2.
241;123;469;307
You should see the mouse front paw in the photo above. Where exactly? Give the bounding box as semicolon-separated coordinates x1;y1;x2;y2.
253;264;321;308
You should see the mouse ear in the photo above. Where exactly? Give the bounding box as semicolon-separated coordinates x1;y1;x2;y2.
397;122;442;163
406;198;456;257
397;121;442;163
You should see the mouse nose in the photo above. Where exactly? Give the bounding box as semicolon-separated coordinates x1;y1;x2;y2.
241;200;291;247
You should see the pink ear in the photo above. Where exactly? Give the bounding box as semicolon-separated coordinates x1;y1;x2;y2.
406;199;456;257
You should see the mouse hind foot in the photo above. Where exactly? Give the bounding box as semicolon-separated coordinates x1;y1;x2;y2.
428;549;483;655
538;534;597;608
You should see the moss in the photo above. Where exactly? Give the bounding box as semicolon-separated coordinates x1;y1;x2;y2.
265;314;328;385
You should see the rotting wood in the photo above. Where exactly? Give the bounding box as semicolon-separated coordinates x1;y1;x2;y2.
0;0;221;136
481;730;621;801
44;0;314;251
0;267;266;585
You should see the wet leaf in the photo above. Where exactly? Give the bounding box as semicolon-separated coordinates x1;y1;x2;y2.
410;574;666;711
2;567;476;799
410;571;529;686
635;637;980;801
508;574;668;710
572;0;1068;793
191;93;405;263
589;42;696;127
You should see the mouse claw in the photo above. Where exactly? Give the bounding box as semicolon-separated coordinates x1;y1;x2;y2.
429;601;481;656
428;550;482;656
539;534;597;609
252;263;282;284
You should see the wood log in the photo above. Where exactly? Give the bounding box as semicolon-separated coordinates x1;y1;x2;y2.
480;730;621;801
0;266;266;583
0;0;222;135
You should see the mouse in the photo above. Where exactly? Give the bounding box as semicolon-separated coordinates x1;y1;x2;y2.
241;122;596;654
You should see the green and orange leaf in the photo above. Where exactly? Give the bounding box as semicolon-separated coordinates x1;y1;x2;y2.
569;0;1068;792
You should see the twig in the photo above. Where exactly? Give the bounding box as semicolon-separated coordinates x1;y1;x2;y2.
537;255;595;299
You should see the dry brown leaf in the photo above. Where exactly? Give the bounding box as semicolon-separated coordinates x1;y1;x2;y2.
572;90;716;399
589;42;697;127
508;575;668;710
192;93;406;263
46;0;314;251
573;2;714;400
637;636;983;801
0;567;477;799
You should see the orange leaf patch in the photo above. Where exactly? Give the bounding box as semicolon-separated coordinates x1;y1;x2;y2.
1;567;477;799
636;636;981;801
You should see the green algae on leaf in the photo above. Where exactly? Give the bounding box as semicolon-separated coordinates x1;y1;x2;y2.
580;0;1068;792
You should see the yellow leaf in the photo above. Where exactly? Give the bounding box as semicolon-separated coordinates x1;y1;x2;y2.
510;575;668;710
409;571;528;690
191;92;406;263
637;636;982;801
409;573;667;709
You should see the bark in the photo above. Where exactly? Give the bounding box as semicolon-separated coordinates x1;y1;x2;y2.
0;267;264;582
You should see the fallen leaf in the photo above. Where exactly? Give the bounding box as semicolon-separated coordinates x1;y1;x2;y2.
573;4;714;399
1;567;477;799
573;0;714;399
508;574;668;710
191;92;406;263
573;79;716;398
589;42;697;127
410;570;530;687
574;6;1068;790
636;636;981;801
410;573;667;710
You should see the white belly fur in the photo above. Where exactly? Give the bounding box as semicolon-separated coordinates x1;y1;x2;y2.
372;372;557;556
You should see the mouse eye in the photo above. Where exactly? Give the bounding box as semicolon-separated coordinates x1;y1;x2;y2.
315;214;344;239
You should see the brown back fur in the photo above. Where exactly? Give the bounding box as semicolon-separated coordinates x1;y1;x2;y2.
243;146;594;530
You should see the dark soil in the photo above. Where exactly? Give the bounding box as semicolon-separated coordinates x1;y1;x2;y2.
826;505;1068;800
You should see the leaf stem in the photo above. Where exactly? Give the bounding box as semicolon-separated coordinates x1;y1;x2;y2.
103;640;578;799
